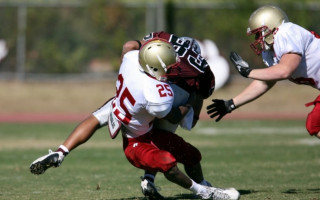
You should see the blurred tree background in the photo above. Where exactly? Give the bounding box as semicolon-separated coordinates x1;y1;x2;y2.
0;0;319;81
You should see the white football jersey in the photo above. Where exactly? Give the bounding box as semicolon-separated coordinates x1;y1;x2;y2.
153;84;190;132
262;22;320;90
113;50;174;138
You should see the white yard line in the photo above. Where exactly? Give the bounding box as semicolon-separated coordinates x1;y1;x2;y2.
197;127;307;135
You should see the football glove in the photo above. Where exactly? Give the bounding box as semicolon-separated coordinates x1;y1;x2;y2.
29;149;65;175
206;99;236;122
230;51;252;78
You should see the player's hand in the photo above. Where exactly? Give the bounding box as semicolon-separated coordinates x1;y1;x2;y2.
230;51;252;78
206;99;236;122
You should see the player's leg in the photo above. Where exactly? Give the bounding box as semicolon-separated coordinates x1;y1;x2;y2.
123;133;240;199
123;134;174;199
306;94;320;139
151;128;208;184
30;114;100;175
164;165;240;200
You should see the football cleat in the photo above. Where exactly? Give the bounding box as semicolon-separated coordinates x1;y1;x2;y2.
29;150;64;175
198;186;240;200
140;177;164;200
209;187;240;200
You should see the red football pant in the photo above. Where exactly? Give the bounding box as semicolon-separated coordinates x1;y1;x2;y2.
122;128;202;172
306;94;320;136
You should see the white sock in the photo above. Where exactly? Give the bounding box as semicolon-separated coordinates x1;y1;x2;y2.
57;145;69;155
189;179;207;194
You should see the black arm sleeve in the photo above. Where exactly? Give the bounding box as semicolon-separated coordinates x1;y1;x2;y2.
135;40;142;49
163;107;183;124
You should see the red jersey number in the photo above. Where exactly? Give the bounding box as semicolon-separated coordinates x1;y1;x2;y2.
115;74;136;124
156;84;173;97
115;74;173;124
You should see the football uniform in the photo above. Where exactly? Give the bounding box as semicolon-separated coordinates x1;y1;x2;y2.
261;22;320;135
143;31;215;98
94;50;195;172
141;32;212;165
113;50;174;138
262;22;320;89
93;48;204;171
144;31;215;132
93;50;174;138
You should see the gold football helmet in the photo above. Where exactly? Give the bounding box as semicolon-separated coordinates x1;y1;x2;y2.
139;38;179;82
247;5;289;55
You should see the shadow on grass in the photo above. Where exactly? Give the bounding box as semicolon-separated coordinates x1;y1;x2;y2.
106;194;197;200
238;189;259;195
283;188;320;194
107;190;259;200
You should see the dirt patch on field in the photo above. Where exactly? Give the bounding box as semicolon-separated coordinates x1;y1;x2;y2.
0;78;318;121
0;138;122;150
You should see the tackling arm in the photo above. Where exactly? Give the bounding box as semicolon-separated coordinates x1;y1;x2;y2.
207;80;276;122
231;51;302;81
233;79;276;108
164;92;197;124
191;93;203;127
121;40;146;61
248;53;302;81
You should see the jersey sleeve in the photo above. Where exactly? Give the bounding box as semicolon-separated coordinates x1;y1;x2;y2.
274;23;304;58
144;80;174;119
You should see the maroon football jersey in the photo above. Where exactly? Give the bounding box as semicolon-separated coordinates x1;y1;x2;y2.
143;31;215;98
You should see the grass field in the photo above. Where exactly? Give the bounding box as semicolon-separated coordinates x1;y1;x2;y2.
0;120;319;200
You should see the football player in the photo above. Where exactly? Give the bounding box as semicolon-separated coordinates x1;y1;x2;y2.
207;5;320;140
30;38;240;200
121;32;217;199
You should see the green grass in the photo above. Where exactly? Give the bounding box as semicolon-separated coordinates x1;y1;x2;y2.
0;120;319;200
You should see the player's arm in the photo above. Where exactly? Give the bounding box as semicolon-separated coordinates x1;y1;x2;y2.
232;79;276;107
121;40;146;61
191;93;203;127
248;53;301;80
207;80;276;122
231;51;301;81
164;92;197;124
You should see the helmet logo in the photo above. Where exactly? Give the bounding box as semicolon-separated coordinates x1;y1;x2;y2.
156;54;168;72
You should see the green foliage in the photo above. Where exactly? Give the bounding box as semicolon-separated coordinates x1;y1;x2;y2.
0;1;319;74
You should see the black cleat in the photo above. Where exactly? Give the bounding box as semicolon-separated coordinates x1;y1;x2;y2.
29;150;62;175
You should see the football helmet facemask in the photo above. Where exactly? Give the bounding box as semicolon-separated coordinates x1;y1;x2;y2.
180;37;201;55
139;38;180;82
247;5;289;55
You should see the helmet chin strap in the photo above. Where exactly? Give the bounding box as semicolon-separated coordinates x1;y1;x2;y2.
264;42;271;51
